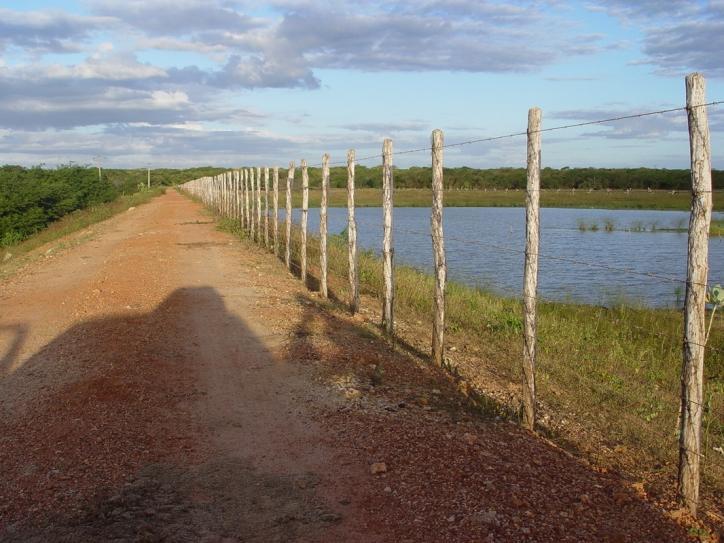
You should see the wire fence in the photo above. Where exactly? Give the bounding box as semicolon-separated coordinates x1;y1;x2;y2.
311;99;724;168
178;75;724;512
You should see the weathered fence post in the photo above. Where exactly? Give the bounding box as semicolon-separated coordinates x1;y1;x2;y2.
221;173;227;217
237;170;242;222
286;161;295;270
431;129;446;366
233;170;238;220
243;169;249;230
237;170;242;221
382;138;395;335
347;149;359;314
273;167;279;256
256;167;262;244
679;72;713;517
320;153;330;298
523;107;542;432
250;168;256;240
301;160;309;284
264;167;270;248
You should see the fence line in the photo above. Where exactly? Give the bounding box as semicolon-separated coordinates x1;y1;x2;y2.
178;72;718;517
309;99;724;168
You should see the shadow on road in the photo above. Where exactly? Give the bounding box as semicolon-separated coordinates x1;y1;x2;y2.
0;287;348;543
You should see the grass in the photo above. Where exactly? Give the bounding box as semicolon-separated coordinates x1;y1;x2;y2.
284;188;722;211
1;187;166;263
712;220;724;236
576;217;724;236
215;209;723;500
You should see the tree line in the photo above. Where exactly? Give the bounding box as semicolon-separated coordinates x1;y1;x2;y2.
0;165;224;246
297;165;723;191
2;163;718;247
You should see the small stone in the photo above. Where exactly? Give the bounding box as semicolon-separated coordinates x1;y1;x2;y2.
475;510;497;526
431;389;441;395
462;433;476;445
449;346;457;352
320;513;340;522
447;515;456;523
384;486;392;493
632;482;646;498
579;494;591;505
2;253;12;262
345;388;361;400
370;462;387;475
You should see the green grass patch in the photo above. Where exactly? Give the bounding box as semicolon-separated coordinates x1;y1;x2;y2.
283;188;720;211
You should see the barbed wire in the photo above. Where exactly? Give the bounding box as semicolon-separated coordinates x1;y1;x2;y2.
302;99;724;168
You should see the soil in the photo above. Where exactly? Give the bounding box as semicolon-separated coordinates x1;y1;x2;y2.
0;191;716;542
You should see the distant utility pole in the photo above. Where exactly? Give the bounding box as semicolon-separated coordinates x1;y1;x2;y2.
93;155;104;182
147;167;151;189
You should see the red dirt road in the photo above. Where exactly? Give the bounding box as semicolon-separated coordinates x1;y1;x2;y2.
0;191;702;542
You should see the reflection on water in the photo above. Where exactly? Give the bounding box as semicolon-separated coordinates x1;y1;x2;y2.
291;207;723;308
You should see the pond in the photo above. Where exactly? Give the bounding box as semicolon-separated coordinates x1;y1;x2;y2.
292;207;723;308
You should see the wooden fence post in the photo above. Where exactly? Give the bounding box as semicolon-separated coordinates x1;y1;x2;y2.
679;72;713;517
301;160;309;284
256;167;262;244
233;170;238;220
226;172;231;217
382;138;395;335
250;168;256;240
286;161;295;270
222;173;227;217
320;153;330;298
237;170;242;221
273;167;279;256
523;107;542;431
264;167;270;248
347;149;360;314
431;129;446;366
239;168;249;230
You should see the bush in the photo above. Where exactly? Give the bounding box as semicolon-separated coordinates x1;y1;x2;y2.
0;165;118;244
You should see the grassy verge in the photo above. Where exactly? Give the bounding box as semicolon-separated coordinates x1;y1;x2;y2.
285;188;721;211
1;187;166;263
576;217;724;236
214;211;723;503
712;220;724;237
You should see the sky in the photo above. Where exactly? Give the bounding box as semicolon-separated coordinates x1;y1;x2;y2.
0;0;722;169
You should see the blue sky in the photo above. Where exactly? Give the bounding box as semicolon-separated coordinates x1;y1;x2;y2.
0;0;722;169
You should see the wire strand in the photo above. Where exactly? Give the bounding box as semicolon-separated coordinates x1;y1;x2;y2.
306;99;724;167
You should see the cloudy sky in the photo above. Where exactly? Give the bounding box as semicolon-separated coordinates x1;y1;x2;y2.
0;0;722;169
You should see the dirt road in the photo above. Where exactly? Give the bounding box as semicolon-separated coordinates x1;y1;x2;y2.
0;191;699;542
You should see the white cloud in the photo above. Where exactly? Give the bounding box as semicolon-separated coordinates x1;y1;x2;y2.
150;90;190;108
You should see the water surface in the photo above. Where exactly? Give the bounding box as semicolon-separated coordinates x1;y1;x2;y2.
291;207;723;307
